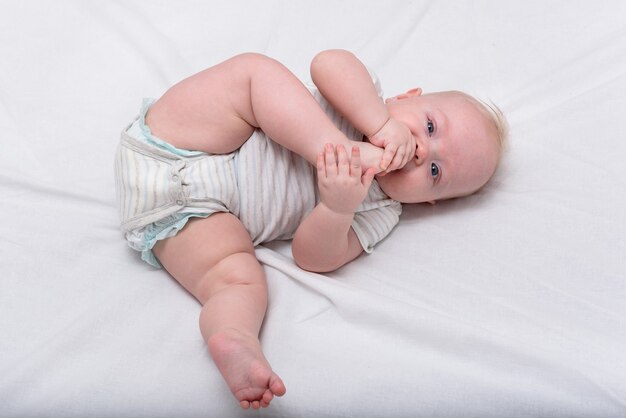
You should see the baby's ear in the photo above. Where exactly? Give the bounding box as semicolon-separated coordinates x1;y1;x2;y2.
385;87;423;103
405;87;423;97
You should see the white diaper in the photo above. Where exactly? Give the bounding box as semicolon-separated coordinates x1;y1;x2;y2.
113;100;240;267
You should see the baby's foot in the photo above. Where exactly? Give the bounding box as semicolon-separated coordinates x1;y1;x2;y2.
207;330;286;409
352;140;385;173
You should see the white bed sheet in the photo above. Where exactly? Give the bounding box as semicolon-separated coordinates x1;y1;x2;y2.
1;1;625;417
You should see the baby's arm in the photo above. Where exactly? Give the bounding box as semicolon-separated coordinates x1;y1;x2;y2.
310;49;415;171
292;144;375;272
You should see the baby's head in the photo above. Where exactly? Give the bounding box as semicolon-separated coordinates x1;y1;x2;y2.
376;89;507;204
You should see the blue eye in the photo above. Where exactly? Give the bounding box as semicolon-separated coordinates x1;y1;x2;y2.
427;119;435;135
431;162;440;179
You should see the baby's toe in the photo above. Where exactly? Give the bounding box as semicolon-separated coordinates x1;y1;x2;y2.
270;375;286;396
263;389;274;404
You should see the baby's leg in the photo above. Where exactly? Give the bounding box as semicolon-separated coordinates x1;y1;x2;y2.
152;213;286;409
146;53;383;171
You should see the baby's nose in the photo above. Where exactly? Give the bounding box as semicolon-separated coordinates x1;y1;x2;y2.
414;135;430;165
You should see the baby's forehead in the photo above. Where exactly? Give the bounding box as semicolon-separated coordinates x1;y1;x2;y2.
421;91;501;140
428;91;482;110
440;94;500;155
425;92;493;130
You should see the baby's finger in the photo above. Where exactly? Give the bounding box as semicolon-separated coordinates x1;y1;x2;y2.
361;167;376;189
380;145;396;171
404;140;416;167
336;144;350;177
387;148;407;172
384;147;404;172
350;146;362;177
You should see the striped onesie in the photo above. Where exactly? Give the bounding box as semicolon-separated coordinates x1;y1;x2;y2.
114;82;402;268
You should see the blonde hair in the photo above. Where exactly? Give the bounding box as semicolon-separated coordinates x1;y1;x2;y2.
476;98;508;156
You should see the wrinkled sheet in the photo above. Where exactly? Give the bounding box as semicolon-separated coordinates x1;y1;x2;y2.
1;1;625;417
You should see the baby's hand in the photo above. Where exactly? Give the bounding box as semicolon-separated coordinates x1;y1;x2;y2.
317;144;376;214
368;117;416;172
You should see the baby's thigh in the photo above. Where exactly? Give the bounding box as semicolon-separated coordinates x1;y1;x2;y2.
146;58;257;154
153;212;260;301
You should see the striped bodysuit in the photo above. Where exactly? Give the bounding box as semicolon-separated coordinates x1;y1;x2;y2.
114;83;402;267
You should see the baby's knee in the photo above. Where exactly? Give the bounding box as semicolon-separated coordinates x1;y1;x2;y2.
233;52;273;66
199;252;266;298
232;52;285;74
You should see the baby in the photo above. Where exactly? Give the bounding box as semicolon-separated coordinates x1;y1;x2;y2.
114;49;505;409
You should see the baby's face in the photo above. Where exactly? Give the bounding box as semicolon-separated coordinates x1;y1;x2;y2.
376;91;500;204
